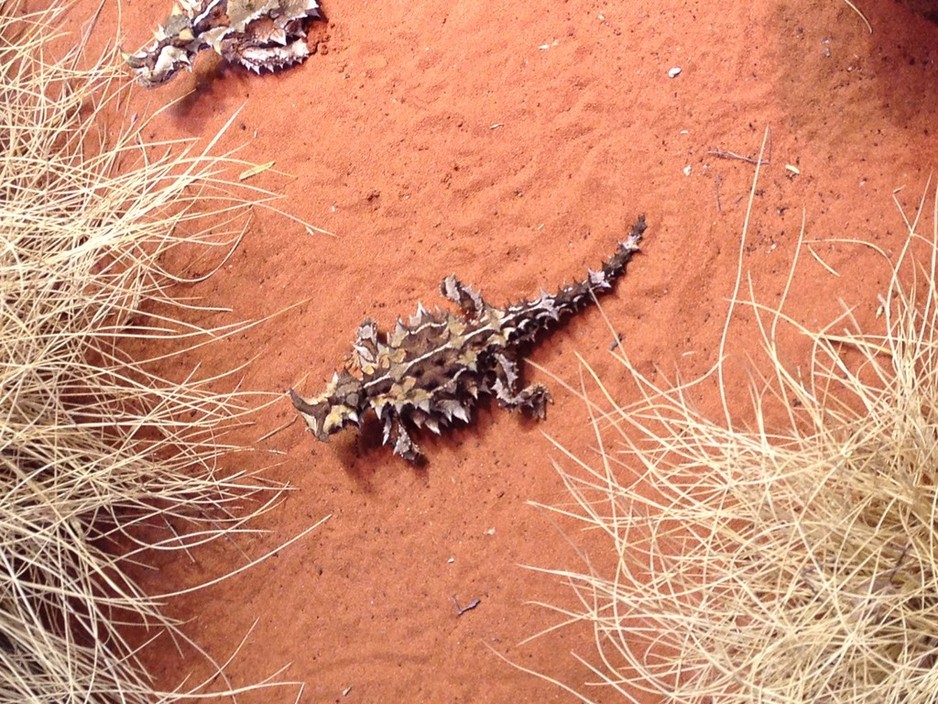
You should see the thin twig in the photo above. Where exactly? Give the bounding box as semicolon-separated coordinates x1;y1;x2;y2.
451;595;481;617
258;416;298;443
707;148;769;166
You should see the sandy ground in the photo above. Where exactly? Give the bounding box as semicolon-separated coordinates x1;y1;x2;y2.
74;0;938;701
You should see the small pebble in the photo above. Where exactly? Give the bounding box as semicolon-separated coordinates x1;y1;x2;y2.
668;66;682;78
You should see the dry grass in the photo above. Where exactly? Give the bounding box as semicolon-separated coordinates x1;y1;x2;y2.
0;2;324;701
526;166;938;700
843;0;873;33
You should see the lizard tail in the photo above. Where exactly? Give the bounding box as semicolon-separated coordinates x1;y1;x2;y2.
549;214;646;314
503;215;646;344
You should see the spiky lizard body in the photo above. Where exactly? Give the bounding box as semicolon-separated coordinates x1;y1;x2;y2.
290;215;647;462
125;0;323;87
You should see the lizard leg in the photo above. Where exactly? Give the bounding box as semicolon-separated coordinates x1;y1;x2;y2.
440;274;487;317
350;318;380;374
384;415;422;462
491;353;552;420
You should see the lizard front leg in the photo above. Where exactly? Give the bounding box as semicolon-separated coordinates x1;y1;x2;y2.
382;413;422;462
440;274;488;317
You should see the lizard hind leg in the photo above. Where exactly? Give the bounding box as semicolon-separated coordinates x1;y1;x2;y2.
491;352;553;420
495;381;553;420
440;274;487;317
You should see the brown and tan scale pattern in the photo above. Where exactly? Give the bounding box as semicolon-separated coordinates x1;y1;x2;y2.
290;215;647;462
124;0;323;87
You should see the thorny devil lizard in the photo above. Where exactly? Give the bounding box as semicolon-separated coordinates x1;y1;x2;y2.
289;215;647;463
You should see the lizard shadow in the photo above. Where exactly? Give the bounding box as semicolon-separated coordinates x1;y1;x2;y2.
168;10;331;124
163;56;248;133
334;415;429;491
334;391;548;490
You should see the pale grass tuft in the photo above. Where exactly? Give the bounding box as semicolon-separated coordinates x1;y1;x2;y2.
527;175;938;702
1;2;324;702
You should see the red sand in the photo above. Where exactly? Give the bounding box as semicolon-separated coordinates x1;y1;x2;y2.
87;0;938;700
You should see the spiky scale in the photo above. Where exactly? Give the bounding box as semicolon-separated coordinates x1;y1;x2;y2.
290;215;648;463
125;0;322;87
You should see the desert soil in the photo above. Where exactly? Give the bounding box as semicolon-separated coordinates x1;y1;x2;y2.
76;0;937;701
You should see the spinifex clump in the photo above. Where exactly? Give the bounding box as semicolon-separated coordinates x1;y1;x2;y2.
0;3;321;701
529;187;938;703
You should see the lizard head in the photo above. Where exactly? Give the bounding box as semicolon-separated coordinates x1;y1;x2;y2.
289;371;366;441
